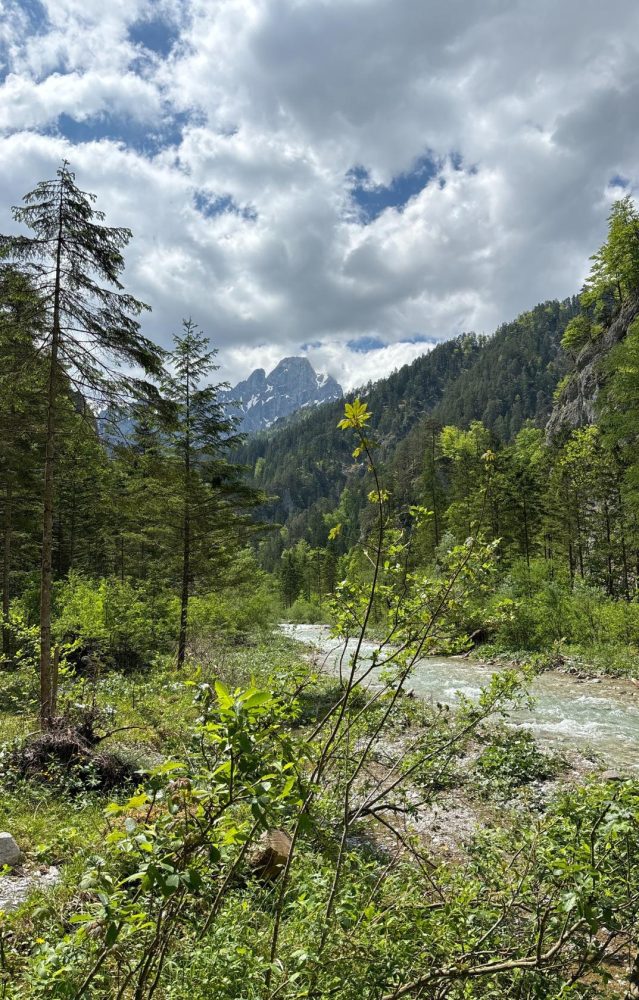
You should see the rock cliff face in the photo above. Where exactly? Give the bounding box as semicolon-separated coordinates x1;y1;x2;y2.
546;297;639;441
223;356;342;433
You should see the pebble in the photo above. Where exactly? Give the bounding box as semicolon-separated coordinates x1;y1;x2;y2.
0;867;60;914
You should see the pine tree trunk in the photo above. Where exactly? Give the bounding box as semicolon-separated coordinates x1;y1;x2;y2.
177;501;190;670
2;481;11;661
39;188;63;730
177;365;191;670
40;338;58;727
522;496;530;567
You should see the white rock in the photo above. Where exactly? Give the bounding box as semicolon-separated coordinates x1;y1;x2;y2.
0;833;22;868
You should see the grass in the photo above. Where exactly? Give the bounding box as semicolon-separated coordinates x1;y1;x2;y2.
0;633;310;870
477;639;639;678
0;628;635;1000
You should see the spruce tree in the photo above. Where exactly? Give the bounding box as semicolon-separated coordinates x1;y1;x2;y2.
0;269;47;659
0;162;164;727
163;319;255;668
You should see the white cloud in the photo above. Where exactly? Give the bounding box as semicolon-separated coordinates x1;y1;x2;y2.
1;0;639;388
305;340;434;393
0;71;161;129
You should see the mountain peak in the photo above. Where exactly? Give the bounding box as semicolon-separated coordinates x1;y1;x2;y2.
224;356;343;433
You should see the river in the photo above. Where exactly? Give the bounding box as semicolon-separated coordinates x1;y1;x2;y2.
280;624;639;771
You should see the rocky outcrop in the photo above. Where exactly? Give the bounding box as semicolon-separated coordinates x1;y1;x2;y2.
223;357;342;434
546;297;639;442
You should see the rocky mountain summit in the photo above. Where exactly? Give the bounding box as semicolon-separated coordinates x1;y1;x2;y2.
223;356;342;433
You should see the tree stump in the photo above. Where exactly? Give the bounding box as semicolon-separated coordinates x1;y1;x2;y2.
248;829;292;882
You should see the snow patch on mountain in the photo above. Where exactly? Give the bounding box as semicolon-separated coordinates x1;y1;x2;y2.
223;357;343;433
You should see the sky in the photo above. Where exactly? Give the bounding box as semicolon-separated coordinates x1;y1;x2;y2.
0;0;638;390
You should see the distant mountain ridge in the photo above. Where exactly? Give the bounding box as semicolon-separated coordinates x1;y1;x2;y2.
234;298;579;552
223;356;342;433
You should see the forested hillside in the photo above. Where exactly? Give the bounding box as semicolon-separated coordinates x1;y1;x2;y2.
240;298;577;561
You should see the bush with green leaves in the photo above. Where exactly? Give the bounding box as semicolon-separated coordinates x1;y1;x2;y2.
4;678;301;997
286;595;326;623
479;559;639;667
187;584;278;649
51;574;177;672
475;726;561;794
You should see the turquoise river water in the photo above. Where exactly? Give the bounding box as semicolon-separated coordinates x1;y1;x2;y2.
280;624;639;771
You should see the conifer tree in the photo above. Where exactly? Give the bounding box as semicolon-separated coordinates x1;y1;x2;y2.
0;162;164;727
163;319;255;668
0;270;47;659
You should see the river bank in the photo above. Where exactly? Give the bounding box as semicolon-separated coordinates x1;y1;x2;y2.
1;628;637;997
280;623;639;771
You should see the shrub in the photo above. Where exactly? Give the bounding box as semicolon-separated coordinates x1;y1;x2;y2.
476;727;560;793
53;574;177;672
188;579;280;649
287;596;326;623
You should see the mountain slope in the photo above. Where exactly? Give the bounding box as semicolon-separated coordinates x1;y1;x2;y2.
223;356;342;433
547;295;639;441
431;298;577;437
234;298;578;552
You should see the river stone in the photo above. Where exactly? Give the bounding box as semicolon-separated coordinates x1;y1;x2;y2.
601;769;627;782
0;833;22;868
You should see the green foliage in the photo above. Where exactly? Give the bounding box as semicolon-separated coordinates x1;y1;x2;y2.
582;194;639;310
8;678;300;997
337;397;372;432
475;726;560;793
478;559;639;668
187;573;279;646
286;595;326;623
600;314;639;489
561;313;599;354
52;574;177;671
3;651;639;998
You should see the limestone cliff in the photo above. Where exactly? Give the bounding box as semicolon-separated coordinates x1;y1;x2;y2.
546;297;639;441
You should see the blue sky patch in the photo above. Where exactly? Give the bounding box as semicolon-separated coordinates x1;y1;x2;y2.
193;190;257;221
129;17;179;58
53;110;191;155
346;335;387;352
17;0;48;35
348;153;439;222
402;334;429;345
610;174;630;189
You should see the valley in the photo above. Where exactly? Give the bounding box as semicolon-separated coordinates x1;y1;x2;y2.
1;166;639;1000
